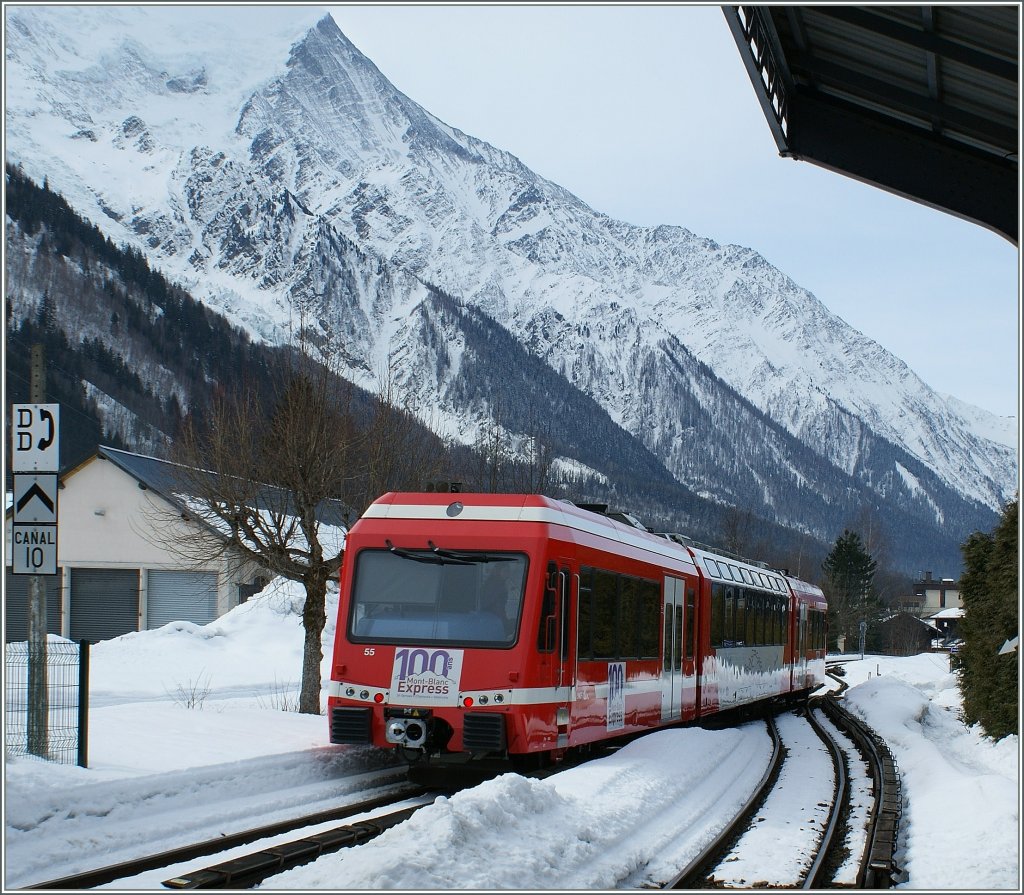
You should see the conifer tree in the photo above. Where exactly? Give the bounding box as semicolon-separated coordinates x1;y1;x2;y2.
822;529;879;652
957;499;1018;739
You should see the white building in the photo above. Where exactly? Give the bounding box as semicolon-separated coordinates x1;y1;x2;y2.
5;446;345;642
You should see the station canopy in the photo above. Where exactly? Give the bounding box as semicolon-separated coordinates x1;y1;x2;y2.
724;6;1019;245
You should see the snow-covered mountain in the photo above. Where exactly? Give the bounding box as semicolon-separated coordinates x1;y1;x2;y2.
4;6;1016;559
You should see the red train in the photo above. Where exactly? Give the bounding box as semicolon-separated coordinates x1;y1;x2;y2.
327;492;826;768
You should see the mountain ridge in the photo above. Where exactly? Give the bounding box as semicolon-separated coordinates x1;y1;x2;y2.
4;6;1015;575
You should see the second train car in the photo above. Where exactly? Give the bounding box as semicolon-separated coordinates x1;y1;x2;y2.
327;492;826;767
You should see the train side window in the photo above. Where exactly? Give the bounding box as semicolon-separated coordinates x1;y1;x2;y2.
745;589;757;645
592;569;617;658
619;576;638;659
736;589;748;646
663;598;673;672
578;567;594;660
684;587;696;660
559;567;571;662
710;583;725;648
723;586;735;645
639;579;660;659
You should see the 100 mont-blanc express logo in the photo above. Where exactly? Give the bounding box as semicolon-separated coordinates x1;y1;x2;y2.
390;647;464;705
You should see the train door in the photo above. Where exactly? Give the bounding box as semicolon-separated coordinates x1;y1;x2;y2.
683;583;699;717
795;601;808;690
661;577;684;721
539;561;574;748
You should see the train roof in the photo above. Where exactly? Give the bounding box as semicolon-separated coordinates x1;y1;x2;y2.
360;492;699;571
362;493;825;603
685;544;792;595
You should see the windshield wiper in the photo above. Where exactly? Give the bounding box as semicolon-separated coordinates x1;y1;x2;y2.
385;539;470;565
427;541;517;564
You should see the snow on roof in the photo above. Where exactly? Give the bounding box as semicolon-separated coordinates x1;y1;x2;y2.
929;608;965;619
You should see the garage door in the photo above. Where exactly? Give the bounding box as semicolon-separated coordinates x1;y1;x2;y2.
69;568;140;643
4;570;63;642
147;571;219;629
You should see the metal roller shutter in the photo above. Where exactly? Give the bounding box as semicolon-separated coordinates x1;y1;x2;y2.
4;570;63;642
146;571;219;629
69;568;140;643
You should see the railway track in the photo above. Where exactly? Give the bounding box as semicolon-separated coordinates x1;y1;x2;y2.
24;782;431;890
25;760;567;890
22;672;900;891
663;686;901;889
156;762;568;890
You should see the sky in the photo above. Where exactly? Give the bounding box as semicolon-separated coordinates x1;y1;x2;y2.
3;579;1019;890
323;3;1020;419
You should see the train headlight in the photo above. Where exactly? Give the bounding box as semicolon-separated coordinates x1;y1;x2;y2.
345;687;355;697
359;690;370;700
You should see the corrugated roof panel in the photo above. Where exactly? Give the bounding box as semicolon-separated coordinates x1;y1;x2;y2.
724;4;1017;241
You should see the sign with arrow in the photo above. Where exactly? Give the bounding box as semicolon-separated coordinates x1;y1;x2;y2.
998;635;1019;655
13;474;58;524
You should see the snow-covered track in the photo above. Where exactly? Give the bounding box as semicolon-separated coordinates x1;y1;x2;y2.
160;802;429;889
663;698;893;890
800;705;849;888
23;784;427;890
662;712;784;889
818;693;902;888
155;762;567;889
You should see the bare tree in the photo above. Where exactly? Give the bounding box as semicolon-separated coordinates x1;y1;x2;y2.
720;506;756;558
168;357;357;714
355;366;450;509
163;354;451;714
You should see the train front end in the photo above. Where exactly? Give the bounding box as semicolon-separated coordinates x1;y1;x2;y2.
326;492;558;767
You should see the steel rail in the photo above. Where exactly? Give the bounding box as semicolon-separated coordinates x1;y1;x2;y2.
662;712;784;889
819;694;902;889
158;761;568;889
23;781;425;890
801;703;849;889
161;804;424;889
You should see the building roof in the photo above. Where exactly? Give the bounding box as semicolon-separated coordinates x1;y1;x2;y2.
38;445;350;546
929;607;966;619
724;5;1018;244
97;445;351;529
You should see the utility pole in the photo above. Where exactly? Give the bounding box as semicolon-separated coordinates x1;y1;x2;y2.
27;343;49;757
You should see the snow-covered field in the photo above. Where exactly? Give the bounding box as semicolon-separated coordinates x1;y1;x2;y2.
4;580;1019;889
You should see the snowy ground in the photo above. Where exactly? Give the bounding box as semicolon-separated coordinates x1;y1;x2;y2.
3;579;1019;890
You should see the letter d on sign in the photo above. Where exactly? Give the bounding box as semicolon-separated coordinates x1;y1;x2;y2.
12;404;60;472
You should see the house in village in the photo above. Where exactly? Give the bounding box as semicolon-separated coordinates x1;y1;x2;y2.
875;612;941;656
892;570;964;650
5;445;348;643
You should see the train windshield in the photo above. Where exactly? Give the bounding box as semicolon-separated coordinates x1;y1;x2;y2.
348;547;527;647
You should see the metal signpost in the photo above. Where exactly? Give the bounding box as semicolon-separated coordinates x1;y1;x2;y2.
12;353;60;757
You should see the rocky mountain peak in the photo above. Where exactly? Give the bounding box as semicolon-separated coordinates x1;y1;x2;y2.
3;6;1016;575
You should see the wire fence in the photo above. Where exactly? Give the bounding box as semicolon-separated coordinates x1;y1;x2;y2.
5;639;89;766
